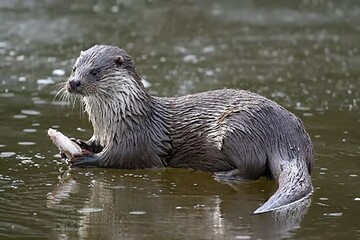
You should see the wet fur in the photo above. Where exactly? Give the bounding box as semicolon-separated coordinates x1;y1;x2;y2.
64;45;314;213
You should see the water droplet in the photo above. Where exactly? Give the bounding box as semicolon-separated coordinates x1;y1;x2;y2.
32;97;47;105
129;211;146;215
34;153;45;159
0;41;8;48
205;70;214;76
235;236;251;239
110;6;119;13
18;76;26;82
303;112;314;117
109;185;126;189
21;110;40;115
21;159;34;164
203;46;215;53
16;55;25;61
324;212;343;217
37;78;54;85
0;92;15;98
92;4;100;12
183;54;199;64
77;208;103;213
0;152;16;158
52;69;66;76
18;142;36;146
14;114;27;119
23;128;37;133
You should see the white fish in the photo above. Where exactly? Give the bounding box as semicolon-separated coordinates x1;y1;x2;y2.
47;128;82;160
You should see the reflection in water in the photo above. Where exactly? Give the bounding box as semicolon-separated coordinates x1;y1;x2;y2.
47;169;311;239
47;171;78;207
267;198;311;238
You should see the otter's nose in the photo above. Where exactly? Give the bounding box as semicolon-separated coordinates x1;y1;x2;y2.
69;79;81;89
67;79;81;92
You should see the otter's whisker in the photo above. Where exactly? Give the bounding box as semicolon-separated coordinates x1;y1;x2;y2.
53;81;67;104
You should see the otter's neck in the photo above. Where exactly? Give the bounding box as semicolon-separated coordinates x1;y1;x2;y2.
83;81;172;160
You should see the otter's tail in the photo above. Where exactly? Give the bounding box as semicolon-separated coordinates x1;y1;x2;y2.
253;158;313;214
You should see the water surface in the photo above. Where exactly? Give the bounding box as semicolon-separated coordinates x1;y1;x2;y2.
0;1;359;239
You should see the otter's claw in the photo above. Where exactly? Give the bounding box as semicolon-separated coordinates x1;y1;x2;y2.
70;154;100;168
59;150;67;159
213;169;250;182
70;138;93;151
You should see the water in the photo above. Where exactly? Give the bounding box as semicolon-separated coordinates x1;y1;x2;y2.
0;0;359;239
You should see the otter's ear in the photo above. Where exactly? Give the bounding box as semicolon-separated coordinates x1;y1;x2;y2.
114;56;124;66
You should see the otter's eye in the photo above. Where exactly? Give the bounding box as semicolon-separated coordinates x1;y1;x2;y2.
72;66;76;73
114;56;124;66
89;68;100;77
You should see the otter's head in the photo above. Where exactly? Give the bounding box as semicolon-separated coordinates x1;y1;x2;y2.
66;45;143;97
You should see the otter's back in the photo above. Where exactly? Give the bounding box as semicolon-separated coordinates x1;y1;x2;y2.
165;89;313;176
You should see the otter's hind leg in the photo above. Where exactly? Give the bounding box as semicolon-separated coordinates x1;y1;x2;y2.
213;169;253;182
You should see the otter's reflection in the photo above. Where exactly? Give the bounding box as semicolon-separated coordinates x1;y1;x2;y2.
47;168;311;239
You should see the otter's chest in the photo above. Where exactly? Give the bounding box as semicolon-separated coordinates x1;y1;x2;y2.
84;98;121;147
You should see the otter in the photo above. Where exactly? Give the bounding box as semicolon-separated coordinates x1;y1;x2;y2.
61;45;314;214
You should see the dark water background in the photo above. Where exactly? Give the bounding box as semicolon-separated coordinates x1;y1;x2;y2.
0;0;359;239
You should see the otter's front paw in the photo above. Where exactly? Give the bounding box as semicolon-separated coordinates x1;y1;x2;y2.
70;138;93;151
70;151;100;168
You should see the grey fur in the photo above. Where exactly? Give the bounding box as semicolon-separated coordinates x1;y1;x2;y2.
65;45;314;214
